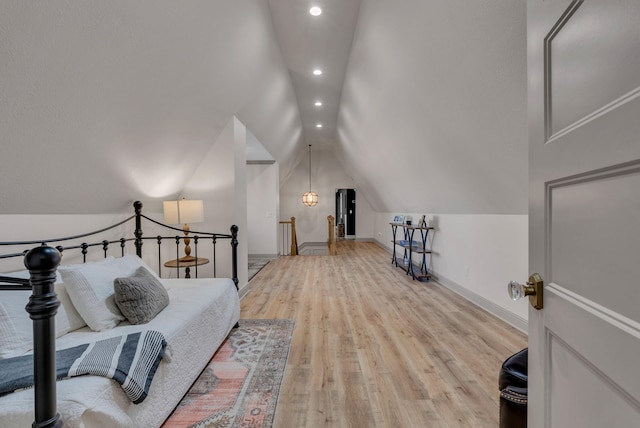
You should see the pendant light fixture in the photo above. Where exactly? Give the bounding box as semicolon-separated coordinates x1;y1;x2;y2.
302;144;318;207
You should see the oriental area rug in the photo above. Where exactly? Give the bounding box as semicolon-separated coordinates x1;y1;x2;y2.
163;319;295;428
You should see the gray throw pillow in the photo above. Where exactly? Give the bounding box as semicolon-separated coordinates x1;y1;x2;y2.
113;267;169;325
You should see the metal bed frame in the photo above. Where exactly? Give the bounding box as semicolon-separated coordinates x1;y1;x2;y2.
0;201;238;428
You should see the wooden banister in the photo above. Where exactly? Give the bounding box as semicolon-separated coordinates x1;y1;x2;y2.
327;215;337;255
278;216;298;256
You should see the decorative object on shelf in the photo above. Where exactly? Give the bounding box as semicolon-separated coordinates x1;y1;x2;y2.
163;198;205;262
302;144;318;207
399;240;421;248
393;215;405;224
405;215;413;225
418;215;427;228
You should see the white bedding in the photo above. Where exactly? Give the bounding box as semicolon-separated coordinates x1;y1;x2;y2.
0;278;240;428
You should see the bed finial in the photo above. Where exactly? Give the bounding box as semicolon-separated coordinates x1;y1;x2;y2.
24;245;63;428
24;244;61;272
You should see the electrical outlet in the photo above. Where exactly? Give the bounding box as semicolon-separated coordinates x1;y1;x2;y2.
378;232;383;237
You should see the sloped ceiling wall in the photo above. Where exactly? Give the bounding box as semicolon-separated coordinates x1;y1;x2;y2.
336;0;528;214
2;0;528;217
0;0;301;214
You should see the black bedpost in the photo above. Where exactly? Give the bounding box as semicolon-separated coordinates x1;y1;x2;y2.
24;245;63;428
134;201;143;257
230;225;239;290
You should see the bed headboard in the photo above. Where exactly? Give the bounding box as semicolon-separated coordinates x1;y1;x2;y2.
0;201;238;284
0;201;239;428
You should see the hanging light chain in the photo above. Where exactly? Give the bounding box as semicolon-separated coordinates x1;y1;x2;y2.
308;144;312;191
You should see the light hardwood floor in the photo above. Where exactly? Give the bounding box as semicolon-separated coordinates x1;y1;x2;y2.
240;241;527;427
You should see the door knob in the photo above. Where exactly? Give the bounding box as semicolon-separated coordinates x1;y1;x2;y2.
508;273;543;310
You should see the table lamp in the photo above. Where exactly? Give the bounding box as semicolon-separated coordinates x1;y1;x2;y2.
163;198;204;262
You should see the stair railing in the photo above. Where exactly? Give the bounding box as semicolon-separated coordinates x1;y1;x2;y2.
278;216;298;256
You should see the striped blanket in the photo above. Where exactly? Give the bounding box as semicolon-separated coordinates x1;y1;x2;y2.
0;330;166;404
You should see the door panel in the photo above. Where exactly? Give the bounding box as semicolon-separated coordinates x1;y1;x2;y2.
549;167;640;321
549;334;640;427
528;0;640;426
547;0;640;138
544;289;640;404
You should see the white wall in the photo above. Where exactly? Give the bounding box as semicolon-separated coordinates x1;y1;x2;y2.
0;113;251;283
0;1;302;215
0;208;195;279
232;118;249;290
336;0;528;215
0;214;134;272
356;194;375;241
375;212;529;330
182;117;248;290
280;149;376;244
247;163;279;256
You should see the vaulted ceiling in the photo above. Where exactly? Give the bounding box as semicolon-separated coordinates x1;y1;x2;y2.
268;0;361;151
268;0;528;214
0;0;527;215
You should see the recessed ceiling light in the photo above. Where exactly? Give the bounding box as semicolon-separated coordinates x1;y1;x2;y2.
313;69;322;76
316;123;323;128
309;6;322;16
315;101;323;107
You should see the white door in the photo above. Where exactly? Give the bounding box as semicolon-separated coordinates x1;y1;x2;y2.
528;0;640;426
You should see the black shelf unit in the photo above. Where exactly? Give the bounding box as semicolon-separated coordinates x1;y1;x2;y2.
390;222;434;281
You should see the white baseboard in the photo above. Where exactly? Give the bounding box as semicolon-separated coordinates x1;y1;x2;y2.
374;240;527;333
248;253;278;259
298;241;327;249
434;273;527;333
238;282;251;299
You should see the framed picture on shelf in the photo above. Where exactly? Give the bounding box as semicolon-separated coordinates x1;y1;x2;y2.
393;215;405;224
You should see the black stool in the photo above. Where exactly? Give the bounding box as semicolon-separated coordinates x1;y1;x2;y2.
499;348;528;428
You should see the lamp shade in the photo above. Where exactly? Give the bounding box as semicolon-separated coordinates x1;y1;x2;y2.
163;199;204;225
302;191;318;207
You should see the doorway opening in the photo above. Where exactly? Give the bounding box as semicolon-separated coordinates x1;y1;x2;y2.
335;189;356;238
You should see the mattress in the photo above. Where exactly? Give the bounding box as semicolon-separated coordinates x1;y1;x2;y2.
0;278;240;428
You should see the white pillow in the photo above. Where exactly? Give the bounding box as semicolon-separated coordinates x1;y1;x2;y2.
10;270;87;332
56;282;86;332
0;286;72;359
0;302;30;359
59;255;160;332
120;254;163;282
